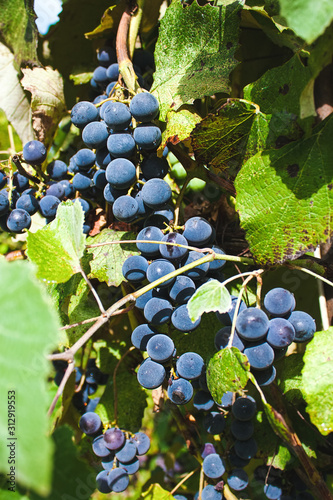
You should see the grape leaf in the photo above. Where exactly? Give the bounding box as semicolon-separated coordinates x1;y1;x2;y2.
29;427;96;500
96;370;148;433
21;67;66;147
66;278;101;346
0;261;60;495
85;0;163;39
86;228;139;286
162;105;201;148
207;347;250;402
279;0;333;44
276;353;304;403
235;114;333;265
151;0;242;121
243;54;312;117
139;483;176;500
27;201;86;283
0;43;34;145
302;329;333;435
0;0;38;68
187;279;231;322
191;100;270;176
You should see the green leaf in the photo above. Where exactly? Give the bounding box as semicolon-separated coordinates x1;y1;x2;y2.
0;43;34;145
0;261;60;495
30;426;96;500
21;67;66;148
276;353;304;403
279;0;333;44
151;0;242;121
243;54;312;116
0;0;38;68
162;105;201;148
301;328;333;435
187;279;231;322
172;312;223;362
96;369;148;432
266;444;293;470
84;3;120;39
66;277;101;345
86;228;139;286
191;100;270;176
235;114;333;265
85;0;163;39
206;347;250;402
69;71;93;85
140;483;176;500
27;201;86;283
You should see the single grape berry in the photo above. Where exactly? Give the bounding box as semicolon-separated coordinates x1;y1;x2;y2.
130;92;159;122
235;307;269;341
232;396;257;421
79;412;102;435
23;140;47;165
103;428;126;451
202;453;226;479
264;287;295;317
167;378;193;405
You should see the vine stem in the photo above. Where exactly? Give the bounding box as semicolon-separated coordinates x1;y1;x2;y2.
292;265;333;288
116;1;141;94
86;238;255;266
47;361;75;416
198;467;205;500
169;467;200;496
113;346;135;425
79;266;106;314
314;247;330;330
128;0;145;60
11;155;40;183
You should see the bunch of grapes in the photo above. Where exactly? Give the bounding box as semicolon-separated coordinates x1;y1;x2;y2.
78;412;150;494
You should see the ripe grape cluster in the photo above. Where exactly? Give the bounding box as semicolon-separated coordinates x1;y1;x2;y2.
215;287;316;388
78;412;150;494
0;47;158;234
121;216;227;403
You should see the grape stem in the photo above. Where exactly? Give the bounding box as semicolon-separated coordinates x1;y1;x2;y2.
11;154;40;183
116;1;141;94
47;361;75;416
86;238;255;265
169;467;200;496
79;265;106;314
128;0;145;60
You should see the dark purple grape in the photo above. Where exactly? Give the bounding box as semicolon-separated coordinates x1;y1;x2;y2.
167;377;193;405
137;357;166;389
79;412;102;435
266;318;295;349
103;428;126;451
159;232;189;261
22;140;47;165
202;453;226;479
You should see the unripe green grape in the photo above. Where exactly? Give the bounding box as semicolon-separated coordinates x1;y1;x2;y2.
171;162;187;182
187;177;206;192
